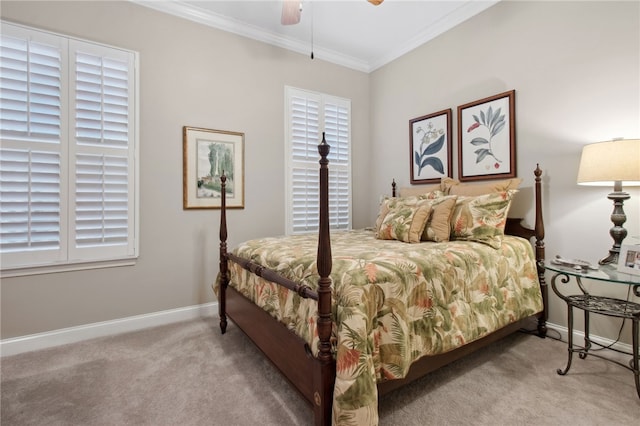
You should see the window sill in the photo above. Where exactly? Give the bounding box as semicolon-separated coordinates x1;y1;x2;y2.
1;257;138;278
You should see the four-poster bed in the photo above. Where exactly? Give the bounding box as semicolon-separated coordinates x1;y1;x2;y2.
216;135;547;425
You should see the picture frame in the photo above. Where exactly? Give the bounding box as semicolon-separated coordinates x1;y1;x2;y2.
183;126;244;209
409;108;452;184
457;90;516;181
618;244;640;276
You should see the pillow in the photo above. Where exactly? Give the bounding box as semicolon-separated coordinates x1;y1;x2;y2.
419;195;457;242
441;177;522;196
376;199;432;243
449;190;517;249
375;191;444;234
399;183;442;197
375;196;394;234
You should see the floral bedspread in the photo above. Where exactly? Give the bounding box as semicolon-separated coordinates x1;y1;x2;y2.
221;229;542;425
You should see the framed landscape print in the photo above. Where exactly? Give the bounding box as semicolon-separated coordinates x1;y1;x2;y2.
409;109;452;184
183;126;244;209
457;90;516;181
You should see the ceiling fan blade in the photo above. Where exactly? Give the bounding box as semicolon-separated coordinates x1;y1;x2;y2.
281;0;301;25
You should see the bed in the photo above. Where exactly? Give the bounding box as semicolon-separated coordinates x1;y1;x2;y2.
215;136;547;425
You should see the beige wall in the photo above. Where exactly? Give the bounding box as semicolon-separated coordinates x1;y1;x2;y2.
2;1;639;345
370;0;640;342
0;1;370;338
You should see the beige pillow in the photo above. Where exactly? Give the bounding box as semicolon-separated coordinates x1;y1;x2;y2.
449;190;517;249
376;199;432;243
442;177;522;196
399;183;442;197
419;195;457;242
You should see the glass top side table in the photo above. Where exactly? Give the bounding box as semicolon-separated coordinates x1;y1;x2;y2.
545;262;640;399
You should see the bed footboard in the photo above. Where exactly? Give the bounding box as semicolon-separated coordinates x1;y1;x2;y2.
218;134;336;425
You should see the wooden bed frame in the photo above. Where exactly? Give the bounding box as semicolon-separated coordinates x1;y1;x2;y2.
217;136;548;425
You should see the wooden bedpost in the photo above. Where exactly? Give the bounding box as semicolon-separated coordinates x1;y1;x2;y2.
314;133;335;426
534;164;547;337
219;173;229;334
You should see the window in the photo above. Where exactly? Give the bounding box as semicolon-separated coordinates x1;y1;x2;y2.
0;22;138;274
284;86;351;235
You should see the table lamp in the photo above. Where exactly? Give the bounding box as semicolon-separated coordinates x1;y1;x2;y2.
577;138;640;265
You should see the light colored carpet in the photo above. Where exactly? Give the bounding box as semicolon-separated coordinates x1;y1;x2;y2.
2;317;639;425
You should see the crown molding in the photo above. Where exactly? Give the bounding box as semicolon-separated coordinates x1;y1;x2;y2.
132;0;497;74
369;0;499;71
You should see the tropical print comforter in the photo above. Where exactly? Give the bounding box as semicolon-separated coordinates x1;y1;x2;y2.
222;229;542;425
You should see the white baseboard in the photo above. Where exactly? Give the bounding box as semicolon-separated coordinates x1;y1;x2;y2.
546;321;633;354
2;311;632;359
0;302;218;357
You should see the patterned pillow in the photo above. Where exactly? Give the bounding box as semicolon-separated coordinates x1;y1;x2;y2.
376;198;432;243
419;195;457;242
449;190;517;248
375;192;443;234
375;196;394;234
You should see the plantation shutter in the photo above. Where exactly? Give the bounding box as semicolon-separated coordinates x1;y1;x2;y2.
289;92;320;233
324;101;350;230
0;25;67;267
69;41;135;261
0;22;137;272
285;87;351;235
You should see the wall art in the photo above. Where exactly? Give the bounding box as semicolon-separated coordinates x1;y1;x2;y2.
457;90;516;181
409;109;452;184
183;126;244;209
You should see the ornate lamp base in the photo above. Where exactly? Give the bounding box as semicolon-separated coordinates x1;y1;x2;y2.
599;190;630;266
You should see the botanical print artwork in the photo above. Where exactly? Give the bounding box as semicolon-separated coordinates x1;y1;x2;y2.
414;121;446;176
458;91;515;180
467;105;505;169
410;109;451;184
196;139;234;199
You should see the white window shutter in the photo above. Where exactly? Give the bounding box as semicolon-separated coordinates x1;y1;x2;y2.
291;167;319;233
0;149;61;249
69;40;135;261
75;51;130;148
0;25;67;268
285;87;351;235
290;94;320;162
0;30;62;142
324;101;350;231
74;153;129;247
0;22;137;272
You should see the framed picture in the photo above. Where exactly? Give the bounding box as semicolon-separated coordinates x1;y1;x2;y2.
618;244;640;276
457;90;516;181
409;109;452;184
183;126;244;209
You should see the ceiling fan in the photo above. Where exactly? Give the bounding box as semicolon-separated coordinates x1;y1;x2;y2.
281;0;383;25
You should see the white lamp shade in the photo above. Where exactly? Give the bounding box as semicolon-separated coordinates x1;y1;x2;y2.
577;139;640;186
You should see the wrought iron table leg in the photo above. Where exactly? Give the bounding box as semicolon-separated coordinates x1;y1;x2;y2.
633;317;639;399
558;304;574;375
580;309;591;359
